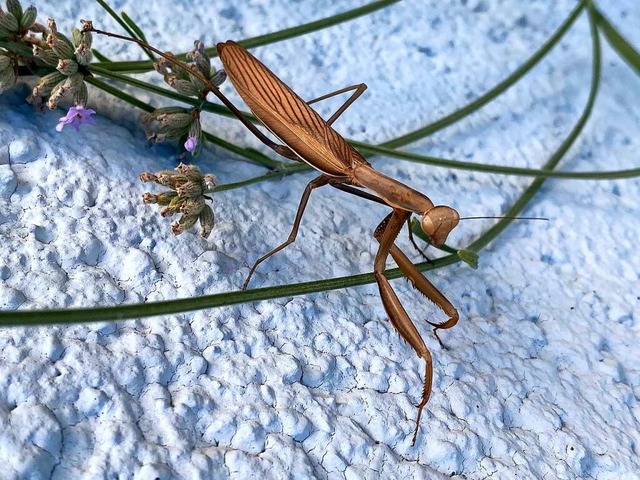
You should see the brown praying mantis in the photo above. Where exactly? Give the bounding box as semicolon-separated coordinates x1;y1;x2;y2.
215;41;460;445
86;25;461;445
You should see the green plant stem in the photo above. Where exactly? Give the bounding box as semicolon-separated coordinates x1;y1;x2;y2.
92;0;401;73
592;5;640;76
96;0;155;60
87;66;639;181
352;141;640;179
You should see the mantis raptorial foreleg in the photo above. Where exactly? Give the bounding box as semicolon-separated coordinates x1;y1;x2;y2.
372;209;434;445
242;175;331;289
385;241;459;347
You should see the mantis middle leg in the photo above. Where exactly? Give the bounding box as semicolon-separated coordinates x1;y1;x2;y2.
243;175;330;289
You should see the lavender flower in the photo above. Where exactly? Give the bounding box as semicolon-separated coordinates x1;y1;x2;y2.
56;104;96;132
184;135;198;153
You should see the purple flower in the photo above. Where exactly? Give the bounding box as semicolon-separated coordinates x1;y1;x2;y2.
56;105;96;132
184;135;198;153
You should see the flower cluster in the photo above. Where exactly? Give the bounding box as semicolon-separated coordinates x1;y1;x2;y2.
140;106;202;155
29;18;93;109
0;0;40;93
142;40;226;156
140;163;217;238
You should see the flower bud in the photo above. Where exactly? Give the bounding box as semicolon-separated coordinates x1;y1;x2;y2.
20;6;37;30
80;19;93;33
160;205;179;218
73;82;88;109
57;58;78;76
46;82;65;109
180;196;206;216
29;22;46;33
211;69;227;87
142;192;157;204
32;71;65;97
47;18;57;36
0;55;10;71
71;27;82;47
156;191;178;205
157;112;192;129
199;205;215;238
171;211;199;235
75;43;92;65
6;0;23;22
167;77;200;97
202;174;218;191
32;44;59;67
186;119;202;155
188;40;211;78
49;33;75;59
0;63;16;90
176;180;203;199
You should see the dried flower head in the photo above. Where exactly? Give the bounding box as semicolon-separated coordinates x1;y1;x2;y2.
28;17;93;109
0;49;16;93
140;163;217;238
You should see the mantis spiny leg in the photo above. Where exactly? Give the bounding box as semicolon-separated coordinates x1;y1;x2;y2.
372;209;433;445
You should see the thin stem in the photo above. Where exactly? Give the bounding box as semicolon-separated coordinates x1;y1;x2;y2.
592;5;640;77
95;0;154;60
87;66;639;181
352;141;640;179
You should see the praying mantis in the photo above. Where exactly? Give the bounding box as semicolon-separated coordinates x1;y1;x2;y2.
215;41;460;444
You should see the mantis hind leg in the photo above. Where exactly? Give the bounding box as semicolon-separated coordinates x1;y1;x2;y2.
372;209;434;446
242;175;329;290
306;83;367;126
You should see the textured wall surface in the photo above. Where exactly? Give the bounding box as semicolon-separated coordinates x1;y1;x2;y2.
0;0;639;478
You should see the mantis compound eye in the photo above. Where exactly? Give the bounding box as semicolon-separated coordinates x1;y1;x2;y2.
421;205;460;246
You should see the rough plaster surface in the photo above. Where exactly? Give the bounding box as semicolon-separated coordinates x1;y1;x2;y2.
1;0;639;478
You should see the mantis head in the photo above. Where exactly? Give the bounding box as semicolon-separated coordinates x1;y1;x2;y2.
420;205;460;246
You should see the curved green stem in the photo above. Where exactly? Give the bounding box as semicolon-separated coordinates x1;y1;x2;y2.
592;5;640;76
87;66;638;181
